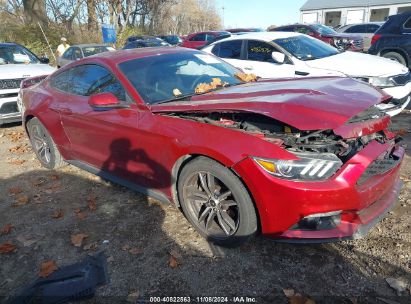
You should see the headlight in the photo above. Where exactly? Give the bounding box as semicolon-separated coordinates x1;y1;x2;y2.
254;152;343;181
368;76;396;88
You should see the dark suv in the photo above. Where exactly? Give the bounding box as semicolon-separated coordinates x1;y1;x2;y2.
369;11;411;67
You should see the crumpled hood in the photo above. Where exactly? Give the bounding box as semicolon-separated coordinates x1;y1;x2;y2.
0;64;55;80
151;77;389;131
305;51;409;77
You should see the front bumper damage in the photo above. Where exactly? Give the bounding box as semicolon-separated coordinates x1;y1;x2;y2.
232;139;404;243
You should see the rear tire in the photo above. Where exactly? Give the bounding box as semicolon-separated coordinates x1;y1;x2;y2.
178;157;257;247
382;52;407;66
27;118;65;169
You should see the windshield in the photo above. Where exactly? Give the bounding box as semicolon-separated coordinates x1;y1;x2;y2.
0;45;39;64
82;46;113;57
119;52;242;104
124;39;170;49
310;24;337;35
274;36;339;61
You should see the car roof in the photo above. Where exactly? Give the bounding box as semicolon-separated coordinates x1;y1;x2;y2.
207;31;302;44
70;44;110;48
88;46;195;64
0;42;19;47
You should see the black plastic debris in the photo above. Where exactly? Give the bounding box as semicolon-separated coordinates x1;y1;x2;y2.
7;251;109;304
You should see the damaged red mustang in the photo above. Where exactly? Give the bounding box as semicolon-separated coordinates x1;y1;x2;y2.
19;47;404;246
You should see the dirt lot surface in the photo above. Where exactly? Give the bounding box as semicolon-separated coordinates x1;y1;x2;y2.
0;113;410;304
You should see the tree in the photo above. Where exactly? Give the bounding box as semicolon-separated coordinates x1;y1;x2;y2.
23;0;47;27
86;0;97;30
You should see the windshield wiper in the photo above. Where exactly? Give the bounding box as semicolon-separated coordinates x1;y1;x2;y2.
155;94;194;105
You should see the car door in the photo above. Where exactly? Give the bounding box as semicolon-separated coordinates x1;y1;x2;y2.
55;64;143;176
59;47;73;67
72;47;83;61
211;40;245;70
244;40;295;78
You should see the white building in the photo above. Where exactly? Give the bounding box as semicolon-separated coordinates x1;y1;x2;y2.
300;0;411;27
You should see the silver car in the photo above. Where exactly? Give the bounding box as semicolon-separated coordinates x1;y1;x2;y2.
57;44;115;68
337;22;384;51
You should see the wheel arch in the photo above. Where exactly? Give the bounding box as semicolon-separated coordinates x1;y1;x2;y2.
380;48;409;66
170;153;262;232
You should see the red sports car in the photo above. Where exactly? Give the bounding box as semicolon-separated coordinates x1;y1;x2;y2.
181;31;230;49
20;47;404;247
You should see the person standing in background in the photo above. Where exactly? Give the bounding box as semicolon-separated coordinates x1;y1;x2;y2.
56;37;70;58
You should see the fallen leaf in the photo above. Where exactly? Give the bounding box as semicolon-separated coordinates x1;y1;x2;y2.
288;294;315;304
6;131;24;142
8;159;26;165
52;209;63;219
83;242;98;251
283;289;295;298
15;195;29;206
8;144;29;153
0;224;13;235
8;186;22;195
0;241;17;253
87;196;97;212
235;72;259;82
32;177;47;187
129;247;142;255
49;174;60;180
107;256;114;262
122;244;130;251
76;212;87;220
39;260;58;278
71;233;88;247
168;255;180;269
74;208;81;213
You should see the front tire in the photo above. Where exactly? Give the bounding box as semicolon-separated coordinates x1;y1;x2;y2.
27;118;65;169
178;157;257;247
382;52;407;66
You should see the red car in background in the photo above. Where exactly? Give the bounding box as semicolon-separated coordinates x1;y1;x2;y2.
181;31;230;49
271;23;364;52
20;47;403;247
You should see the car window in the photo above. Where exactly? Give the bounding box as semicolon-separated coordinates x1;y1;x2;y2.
404;17;411;29
345;24;366;33
295;26;313;35
50;70;70;92
82;46;111;57
73;48;82;59
274;26;294;32
367;24;381;33
119;52;242;105
206;34;216;41
247;40;276;62
215;40;242;59
64;65;126;101
189;33;206;41
62;48;73;59
0;45;40;64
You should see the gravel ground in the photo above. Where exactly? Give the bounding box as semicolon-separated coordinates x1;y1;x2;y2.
0;113;410;304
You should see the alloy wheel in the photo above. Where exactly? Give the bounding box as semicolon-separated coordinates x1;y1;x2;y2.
183;171;240;237
31;124;51;164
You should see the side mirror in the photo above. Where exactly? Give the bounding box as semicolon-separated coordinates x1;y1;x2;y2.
271;51;286;64
39;57;50;64
88;92;129;111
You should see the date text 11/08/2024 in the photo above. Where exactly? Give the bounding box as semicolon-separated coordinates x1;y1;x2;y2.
149;296;257;303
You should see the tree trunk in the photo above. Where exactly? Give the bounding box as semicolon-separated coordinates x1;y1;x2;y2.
86;0;97;30
22;0;47;27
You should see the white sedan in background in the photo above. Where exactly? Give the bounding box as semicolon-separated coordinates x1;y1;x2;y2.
201;32;410;116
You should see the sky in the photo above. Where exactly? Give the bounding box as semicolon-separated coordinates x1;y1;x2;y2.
215;0;307;29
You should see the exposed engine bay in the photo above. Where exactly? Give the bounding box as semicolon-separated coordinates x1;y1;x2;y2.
166;112;393;163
